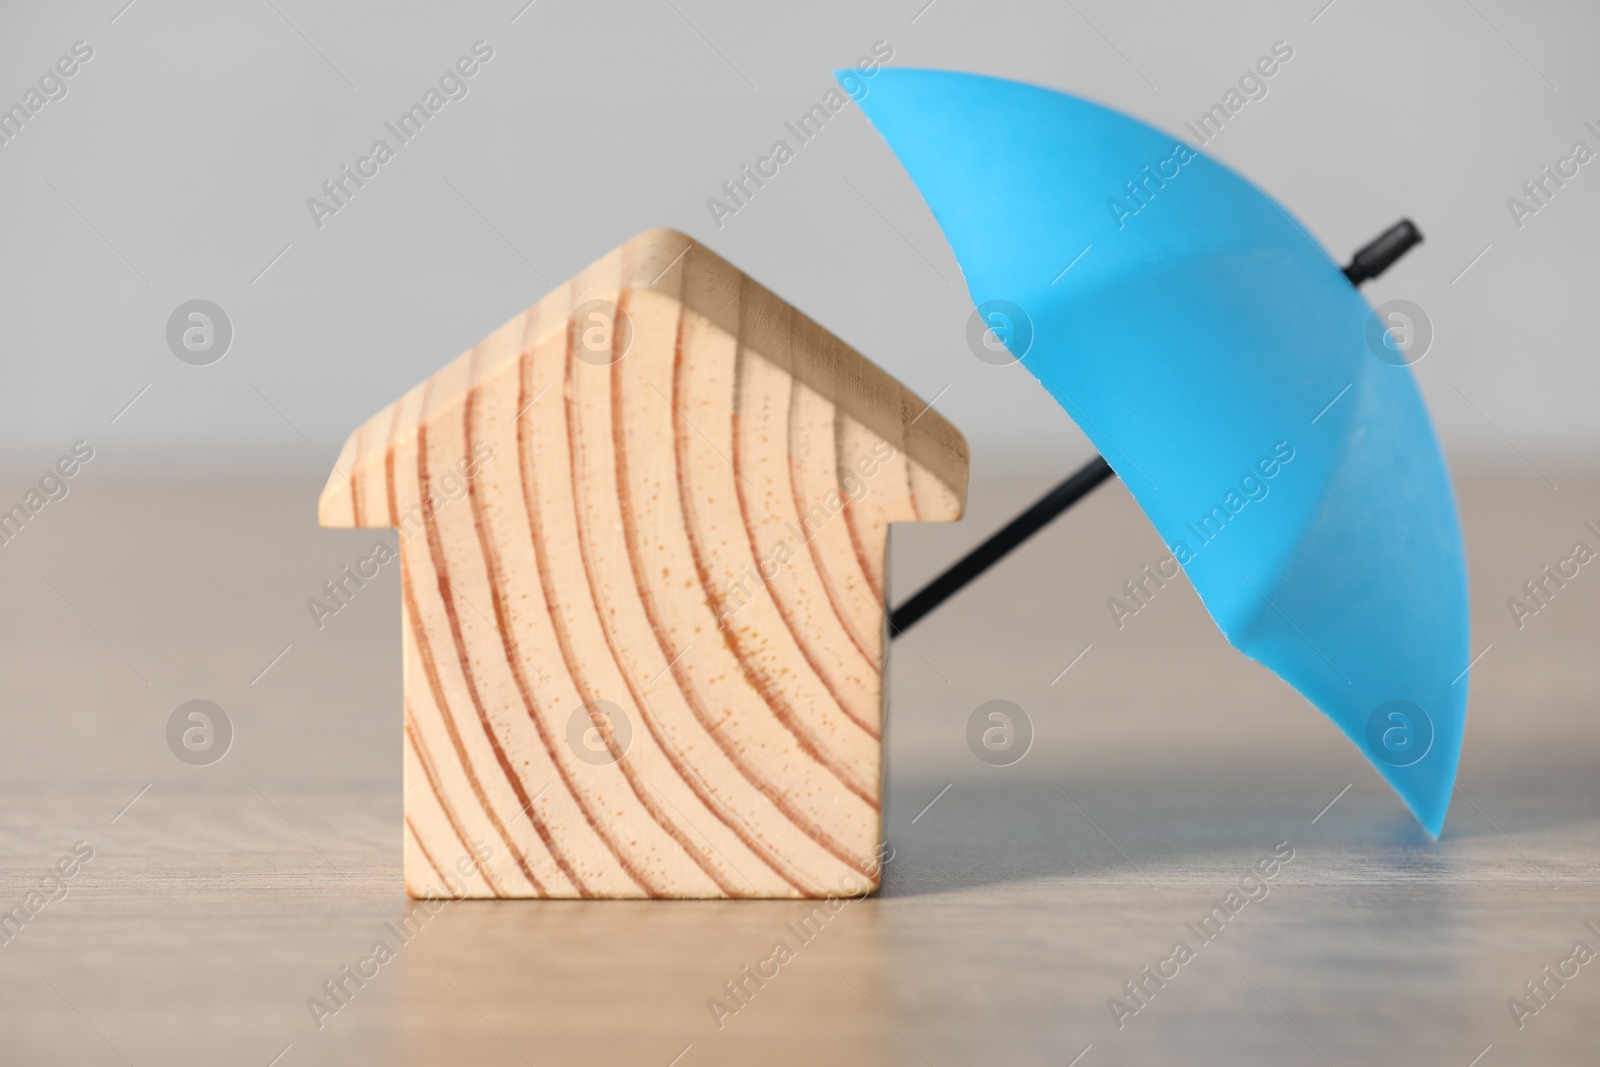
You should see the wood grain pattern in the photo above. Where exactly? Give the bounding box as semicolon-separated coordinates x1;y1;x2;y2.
319;229;967;898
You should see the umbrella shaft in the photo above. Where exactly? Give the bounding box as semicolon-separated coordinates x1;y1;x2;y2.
889;456;1113;636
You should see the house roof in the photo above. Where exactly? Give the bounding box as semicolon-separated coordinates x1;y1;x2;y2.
319;228;967;527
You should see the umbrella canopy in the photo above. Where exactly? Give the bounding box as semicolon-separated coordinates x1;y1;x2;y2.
847;68;1469;835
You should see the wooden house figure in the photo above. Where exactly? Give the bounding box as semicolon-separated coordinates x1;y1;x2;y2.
319;230;967;898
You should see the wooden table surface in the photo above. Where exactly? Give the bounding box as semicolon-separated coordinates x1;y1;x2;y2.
1;463;1595;1066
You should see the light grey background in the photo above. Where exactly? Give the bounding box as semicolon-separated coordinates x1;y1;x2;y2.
0;0;1594;482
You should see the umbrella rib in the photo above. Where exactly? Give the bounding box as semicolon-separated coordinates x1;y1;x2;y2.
1242;577;1352;685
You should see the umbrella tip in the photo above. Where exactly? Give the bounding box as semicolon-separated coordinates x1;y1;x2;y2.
1342;219;1423;285
1388;763;1453;840
1420;808;1446;840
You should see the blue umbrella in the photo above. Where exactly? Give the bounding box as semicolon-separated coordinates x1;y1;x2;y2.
846;69;1469;835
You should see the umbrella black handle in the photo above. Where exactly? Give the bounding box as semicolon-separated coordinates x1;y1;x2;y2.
1342;219;1423;286
889;219;1423;639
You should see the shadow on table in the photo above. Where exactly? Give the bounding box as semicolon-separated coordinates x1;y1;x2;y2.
873;772;1584;897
